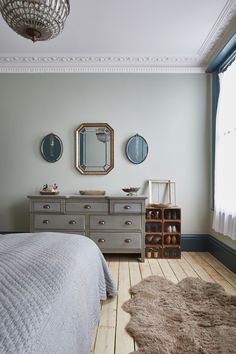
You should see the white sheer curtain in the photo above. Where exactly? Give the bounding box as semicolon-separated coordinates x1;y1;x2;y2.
212;60;236;240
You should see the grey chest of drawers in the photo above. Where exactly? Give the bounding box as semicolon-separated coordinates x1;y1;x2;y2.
28;195;147;261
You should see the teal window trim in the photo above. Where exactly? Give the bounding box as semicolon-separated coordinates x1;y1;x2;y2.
206;32;236;210
206;33;236;73
211;73;220;210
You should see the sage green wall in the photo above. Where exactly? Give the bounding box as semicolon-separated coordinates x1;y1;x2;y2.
0;73;210;233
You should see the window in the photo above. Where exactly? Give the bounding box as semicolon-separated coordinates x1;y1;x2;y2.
212;59;236;240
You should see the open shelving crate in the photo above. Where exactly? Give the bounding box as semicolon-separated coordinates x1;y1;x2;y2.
145;204;181;259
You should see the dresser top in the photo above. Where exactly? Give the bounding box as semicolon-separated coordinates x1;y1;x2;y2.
28;194;147;200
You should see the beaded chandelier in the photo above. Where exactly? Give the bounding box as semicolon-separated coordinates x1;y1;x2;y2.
0;0;70;42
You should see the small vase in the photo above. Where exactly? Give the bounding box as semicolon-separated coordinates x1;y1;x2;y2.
153;251;158;258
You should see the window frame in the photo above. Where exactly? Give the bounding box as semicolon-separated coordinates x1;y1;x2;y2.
206;33;236;210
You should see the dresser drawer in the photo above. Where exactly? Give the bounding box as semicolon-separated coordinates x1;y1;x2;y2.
32;201;62;213
90;215;141;230
34;214;85;230
65;201;108;214
28;194;146;261
110;200;142;214
90;232;141;250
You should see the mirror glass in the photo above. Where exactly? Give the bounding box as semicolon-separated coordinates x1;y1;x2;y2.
40;133;63;163
75;123;114;174
126;134;148;164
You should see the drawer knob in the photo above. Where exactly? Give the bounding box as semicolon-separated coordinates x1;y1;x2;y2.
125;238;132;243
43;204;50;209
98;238;106;243
43;220;49;224
124;205;131;210
125;220;132;225
84;205;91;209
99;220;105;225
69;220;76;225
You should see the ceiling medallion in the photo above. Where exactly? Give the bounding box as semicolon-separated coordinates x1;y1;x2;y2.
0;0;70;42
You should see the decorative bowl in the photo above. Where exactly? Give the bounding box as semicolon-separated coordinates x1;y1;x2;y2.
79;190;106;195
122;187;140;196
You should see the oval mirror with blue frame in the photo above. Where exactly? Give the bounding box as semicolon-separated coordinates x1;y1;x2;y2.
40;133;63;163
126;134;148;164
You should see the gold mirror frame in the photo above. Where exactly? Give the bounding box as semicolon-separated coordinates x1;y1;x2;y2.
75;123;114;175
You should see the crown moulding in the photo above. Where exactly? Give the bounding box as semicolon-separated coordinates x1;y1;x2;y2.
0;55;205;73
0;0;235;74
197;0;236;64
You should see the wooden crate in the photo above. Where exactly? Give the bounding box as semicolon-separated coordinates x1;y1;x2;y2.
145;205;181;259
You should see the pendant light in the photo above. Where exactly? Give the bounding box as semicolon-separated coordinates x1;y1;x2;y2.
0;0;70;42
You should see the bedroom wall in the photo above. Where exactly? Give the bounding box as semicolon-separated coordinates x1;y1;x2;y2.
0;73;210;234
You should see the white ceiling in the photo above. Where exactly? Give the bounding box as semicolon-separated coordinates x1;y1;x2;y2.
0;0;235;73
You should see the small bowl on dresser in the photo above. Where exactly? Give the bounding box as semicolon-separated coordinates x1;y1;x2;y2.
122;187;140;196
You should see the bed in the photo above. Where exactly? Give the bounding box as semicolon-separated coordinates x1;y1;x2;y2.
0;232;117;354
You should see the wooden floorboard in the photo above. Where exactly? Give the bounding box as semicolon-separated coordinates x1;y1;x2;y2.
139;259;152;279
92;252;235;354
182;252;214;282
115;257;134;354
148;258;164;276
93;256;119;354
158;258;178;283
191;252;236;295
129;258;142;286
199;252;236;289
167;258;187;281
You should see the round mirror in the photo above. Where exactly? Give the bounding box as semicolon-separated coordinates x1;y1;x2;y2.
40;133;63;163
126;134;148;164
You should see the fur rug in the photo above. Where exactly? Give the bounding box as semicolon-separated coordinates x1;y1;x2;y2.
122;276;236;354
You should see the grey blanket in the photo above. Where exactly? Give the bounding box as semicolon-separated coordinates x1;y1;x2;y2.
0;232;117;354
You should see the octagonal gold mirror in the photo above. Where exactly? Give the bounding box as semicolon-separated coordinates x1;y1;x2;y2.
75;123;114;175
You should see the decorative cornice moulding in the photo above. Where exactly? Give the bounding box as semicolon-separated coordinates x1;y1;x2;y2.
0;0;235;74
198;0;236;65
0;55;205;73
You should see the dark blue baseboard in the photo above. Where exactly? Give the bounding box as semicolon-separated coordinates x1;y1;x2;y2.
182;234;236;274
181;234;209;252
208;235;236;274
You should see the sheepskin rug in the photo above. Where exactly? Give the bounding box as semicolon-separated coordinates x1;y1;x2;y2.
122;275;236;354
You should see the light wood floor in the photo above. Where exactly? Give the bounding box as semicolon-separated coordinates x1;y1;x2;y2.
91;252;236;354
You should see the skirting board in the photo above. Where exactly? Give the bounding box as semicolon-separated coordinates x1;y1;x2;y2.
182;234;236;274
208;235;236;274
1;232;236;273
181;234;209;252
